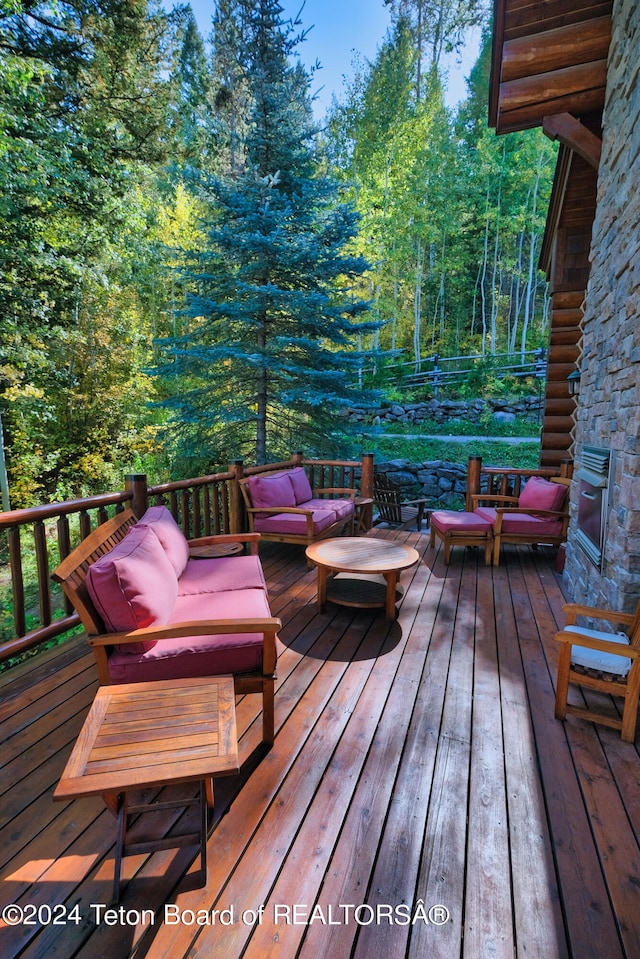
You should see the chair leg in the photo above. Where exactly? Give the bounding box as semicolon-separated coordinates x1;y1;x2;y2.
443;536;451;565
262;678;275;746
484;535;493;565
621;667;640;742
492;535;501;566
554;642;572;721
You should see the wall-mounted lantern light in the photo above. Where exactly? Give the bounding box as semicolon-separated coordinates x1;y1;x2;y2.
567;368;581;397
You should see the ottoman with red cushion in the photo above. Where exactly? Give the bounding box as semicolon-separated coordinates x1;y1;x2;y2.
429;510;493;565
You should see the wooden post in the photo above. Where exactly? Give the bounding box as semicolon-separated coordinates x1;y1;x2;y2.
560;458;574;480
361;452;374;499
125;474;148;519
291;451;304;467
229;460;245;534
360;451;375;532
466;456;483;512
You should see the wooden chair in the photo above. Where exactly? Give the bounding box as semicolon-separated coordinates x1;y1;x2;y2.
554;600;640;742
471;476;570;566
373;473;428;531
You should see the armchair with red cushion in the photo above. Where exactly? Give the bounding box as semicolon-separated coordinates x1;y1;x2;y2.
471;474;570;566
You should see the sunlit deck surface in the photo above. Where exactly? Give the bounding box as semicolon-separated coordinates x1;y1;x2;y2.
3;529;640;959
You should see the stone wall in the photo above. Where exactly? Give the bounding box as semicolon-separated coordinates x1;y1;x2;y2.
343;396;542;427
374;459;468;509
564;0;640;611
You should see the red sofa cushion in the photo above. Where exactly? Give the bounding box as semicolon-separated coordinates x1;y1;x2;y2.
300;498;354;522
177;555;267;595
254;508;337;536
106;587;271;682
86;525;177;649
137;504;190;576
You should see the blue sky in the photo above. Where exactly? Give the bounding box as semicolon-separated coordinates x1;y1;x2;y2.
184;0;479;116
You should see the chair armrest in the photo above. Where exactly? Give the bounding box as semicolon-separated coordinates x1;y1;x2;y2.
188;532;261;546
87;617;282;646
247;505;312;514
314;487;357;500
471;494;518;506
561;603;636;628
188;532;262;555
554;630;638;660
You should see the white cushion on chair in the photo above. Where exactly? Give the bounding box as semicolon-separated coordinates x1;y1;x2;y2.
564;626;632;677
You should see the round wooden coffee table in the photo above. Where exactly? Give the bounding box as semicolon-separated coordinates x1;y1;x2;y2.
306;537;420;620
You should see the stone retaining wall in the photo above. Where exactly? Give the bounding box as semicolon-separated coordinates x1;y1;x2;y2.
343;396;542;427
374;458;468;509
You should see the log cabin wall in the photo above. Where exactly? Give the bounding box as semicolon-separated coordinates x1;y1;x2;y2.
539;148;599;468
564;0;640;611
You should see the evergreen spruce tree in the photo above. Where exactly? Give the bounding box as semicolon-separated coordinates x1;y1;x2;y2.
159;0;378;469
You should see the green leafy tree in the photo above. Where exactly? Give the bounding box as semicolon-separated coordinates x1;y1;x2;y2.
157;0;379;469
0;0;181;502
383;0;488;98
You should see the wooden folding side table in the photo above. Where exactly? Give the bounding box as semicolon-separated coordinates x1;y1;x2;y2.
54;676;239;901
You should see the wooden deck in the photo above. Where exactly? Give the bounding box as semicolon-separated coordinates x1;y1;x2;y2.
2;529;640;959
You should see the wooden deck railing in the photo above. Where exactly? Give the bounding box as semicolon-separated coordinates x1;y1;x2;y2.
0;452;374;667
465;454;574;510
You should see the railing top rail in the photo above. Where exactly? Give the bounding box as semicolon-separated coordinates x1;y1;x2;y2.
0;490;131;529
479;466;559;476
241;457;362;479
148;470;235;496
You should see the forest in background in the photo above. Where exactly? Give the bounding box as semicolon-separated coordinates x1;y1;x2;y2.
0;0;557;509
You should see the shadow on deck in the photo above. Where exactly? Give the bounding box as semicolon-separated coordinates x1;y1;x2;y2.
2;530;639;959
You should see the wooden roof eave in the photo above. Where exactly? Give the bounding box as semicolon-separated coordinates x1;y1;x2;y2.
489;2;612;135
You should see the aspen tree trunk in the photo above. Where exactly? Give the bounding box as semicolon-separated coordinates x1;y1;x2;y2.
413;237;424;368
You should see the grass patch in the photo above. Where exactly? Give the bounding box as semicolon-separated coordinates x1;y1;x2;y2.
362;433;541;469
377;417;540;438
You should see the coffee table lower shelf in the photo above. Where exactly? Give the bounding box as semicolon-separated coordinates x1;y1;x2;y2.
326;572;403;611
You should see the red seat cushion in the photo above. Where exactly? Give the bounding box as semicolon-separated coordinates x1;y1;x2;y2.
106;588;271;682
177;555;267;595
431;510;492;533
254;508;337;536
474;506;563;537
300;498;354;522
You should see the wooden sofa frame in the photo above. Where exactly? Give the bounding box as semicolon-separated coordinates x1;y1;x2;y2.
239;470;357;546
52;509;281;744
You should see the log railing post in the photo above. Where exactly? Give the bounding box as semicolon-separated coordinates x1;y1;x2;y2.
466;456;483;511
125;473;148;519
230;460;245;534
360;452;374;500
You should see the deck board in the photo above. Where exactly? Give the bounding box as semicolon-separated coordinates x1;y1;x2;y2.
1;532;639;959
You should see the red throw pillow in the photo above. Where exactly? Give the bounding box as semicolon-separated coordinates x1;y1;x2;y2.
518;476;566;513
86;525;177;648
137;505;190;576
249;472;296;509
288;467;314;504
